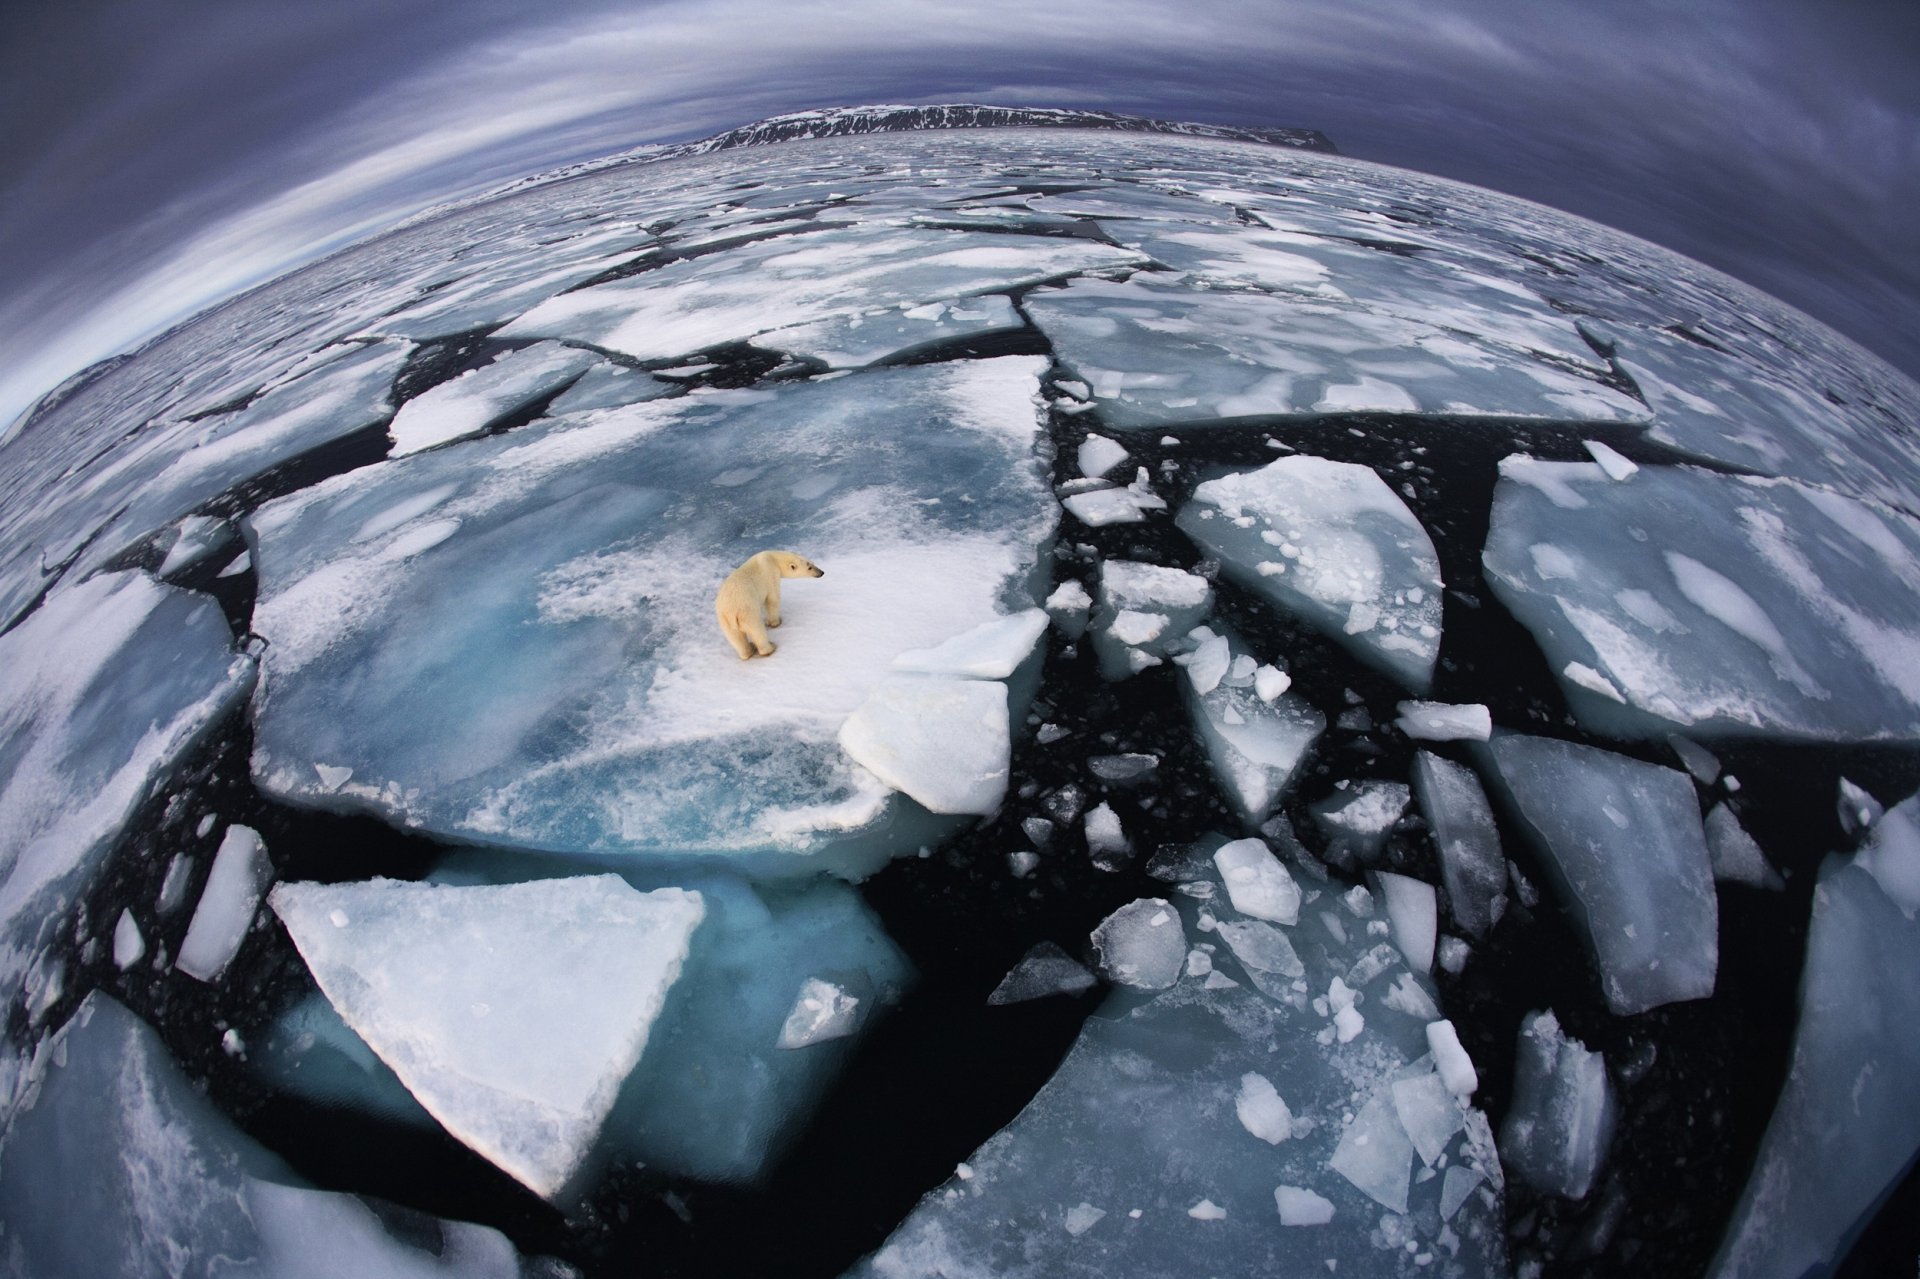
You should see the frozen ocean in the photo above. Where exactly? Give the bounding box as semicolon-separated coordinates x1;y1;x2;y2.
1;110;1918;1278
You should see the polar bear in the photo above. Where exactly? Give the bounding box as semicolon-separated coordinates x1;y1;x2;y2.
715;550;825;659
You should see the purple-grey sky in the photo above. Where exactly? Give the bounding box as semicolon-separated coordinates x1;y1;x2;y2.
2;0;1916;431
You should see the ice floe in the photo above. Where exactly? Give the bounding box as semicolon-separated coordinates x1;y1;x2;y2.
176;825;272;983
246;357;1056;876
1181;629;1325;826
1484;456;1920;743
1180;454;1443;690
270;875;705;1199
1089;560;1214;680
1411;752;1507;938
1482;733;1717;1014
1500;1010;1615;1200
388;341;596;456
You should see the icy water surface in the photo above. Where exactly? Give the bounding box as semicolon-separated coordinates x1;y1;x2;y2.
2;126;1919;1279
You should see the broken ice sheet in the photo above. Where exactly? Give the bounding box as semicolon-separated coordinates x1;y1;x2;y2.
245;357;1057;876
1180;453;1444;691
1500;1010;1616;1200
0;993;543;1278
757;294;1023;369
1309;779;1410;871
989;941;1097;1005
1089;559;1213;680
1411;751;1507;938
1483;733;1717;1015
1484;455;1920;743
839;675;1011;815
387;341;596;456
1182;627;1325;827
1711;804;1920;1278
176;824;272;983
269;875;705;1200
500;221;1142;363
1091;898;1186;990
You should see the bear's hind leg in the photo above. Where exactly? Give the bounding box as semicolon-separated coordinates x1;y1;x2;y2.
720;613;756;660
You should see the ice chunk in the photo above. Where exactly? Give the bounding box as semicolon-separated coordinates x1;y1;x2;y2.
1088;753;1157;784
1061;484;1160;527
501;223;1142;363
270;875;704;1199
1705;804;1784;890
989;941;1097;1005
1090;560;1213;680
156;514;236;579
889;609;1047;679
1181;455;1444;690
1395;700;1492;742
1667;733;1722;784
545;362;677;414
0;994;542;1279
1392;1069;1465;1166
247;359;1057;876
1091;898;1186;990
1854;792;1920;918
1187;1199;1227;1221
1235;1072;1295;1143
1077;433;1130;479
1426;1020;1479;1097
1212;838;1301;925
1582;438;1639;480
1709;827;1920;1278
388;341;596;456
1083;802;1129;862
0;572;254;1000
1375;872;1437;974
112;909;145;970
1184;630;1324;825
1483;733;1718;1014
1274;1186;1336;1226
1484;457;1920;742
1500;1010;1615;1200
777;977;861;1048
1411;752;1507;938
1330;1085;1415;1213
1045;579;1093;638
176;824;272;983
1838;776;1884;838
1181;629;1232;695
840;675;1011;816
1310;780;1409;871
758;294;1024;369
1253;664;1291;701
1063;1203;1107;1236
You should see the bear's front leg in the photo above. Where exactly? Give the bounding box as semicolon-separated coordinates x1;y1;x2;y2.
764;583;782;628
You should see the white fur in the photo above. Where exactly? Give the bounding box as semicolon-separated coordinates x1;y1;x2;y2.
714;549;824;659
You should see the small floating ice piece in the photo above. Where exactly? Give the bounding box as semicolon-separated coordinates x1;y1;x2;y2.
1411;752;1507;938
1395;700;1492;742
1045;579;1093;638
1705;804;1783;890
1091;898;1185;990
1212;837;1301;925
1374;872;1437;974
989;941;1097;1005
839;675;1010;815
1180;454;1443;691
1184;631;1324;826
1083;802;1130;864
890;610;1048;679
1500;1010;1615;1200
776;978;861;1048
1274;1185;1335;1226
176;825;272;983
1392;1069;1464;1167
157;515;236;578
269;875;704;1200
1581;439;1639;480
1329;1085;1414;1213
112;909;145;970
1837;776;1884;838
1077;434;1130;479
1092;560;1213;680
1063;1202;1106;1236
1235;1072;1295;1144
1483;733;1717;1015
1426;1019;1479;1097
1310;780;1409;871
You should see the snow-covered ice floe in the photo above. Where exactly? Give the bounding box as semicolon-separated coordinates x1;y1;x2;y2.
260;867;910;1187
0;993;549;1278
388;341;597;456
1180;627;1325;826
1484;455;1920;743
1023;270;1645;431
1180;454;1443;690
1089;559;1214;680
1480;733;1717;1015
1710;796;1920;1278
0;572;256;1008
857;866;1506;1278
245;357;1057;878
270;875;705;1199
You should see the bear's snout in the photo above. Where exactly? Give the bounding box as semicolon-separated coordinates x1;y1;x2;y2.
811;567;825;577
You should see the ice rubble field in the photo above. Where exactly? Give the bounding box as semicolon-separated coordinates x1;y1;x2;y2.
1;125;1919;1279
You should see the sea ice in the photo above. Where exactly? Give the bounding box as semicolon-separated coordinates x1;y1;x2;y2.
1484;456;1920;742
1045;579;1093;638
1185;634;1325;827
388;341;596;456
839;675;1011;815
888;608;1047;679
1309;780;1410;871
1395;700;1492;742
1710;809;1920;1277
758;294;1024;369
1704;804;1783;889
0;572;255;1001
1374;872;1437;974
245;357;1056;877
176;824;272;983
1235;1072;1295;1144
1090;560;1214;680
1426;1019;1479;1097
0;993;541;1279
1411;751;1507;938
1077;433;1130;479
270;875;705;1199
1500;1010;1616;1200
1274;1186;1335;1226
777;978;862;1049
1483;733;1718;1014
1212;837;1302;925
156;515;237;579
1180;454;1444;690
988;941;1097;1005
1091;898;1186;990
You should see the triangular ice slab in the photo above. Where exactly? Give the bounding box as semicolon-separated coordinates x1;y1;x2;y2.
269;875;704;1199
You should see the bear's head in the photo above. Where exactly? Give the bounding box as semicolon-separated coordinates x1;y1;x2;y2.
773;552;824;578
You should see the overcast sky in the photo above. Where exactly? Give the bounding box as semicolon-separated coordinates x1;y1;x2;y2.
2;0;1916;431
